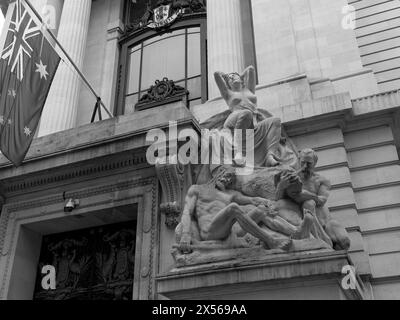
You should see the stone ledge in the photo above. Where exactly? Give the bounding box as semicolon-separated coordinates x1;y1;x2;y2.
156;251;366;300
0;102;199;180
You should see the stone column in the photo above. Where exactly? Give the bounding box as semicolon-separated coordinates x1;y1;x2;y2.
207;0;246;100
38;0;92;137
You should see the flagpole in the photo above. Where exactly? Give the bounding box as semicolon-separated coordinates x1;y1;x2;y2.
22;0;113;119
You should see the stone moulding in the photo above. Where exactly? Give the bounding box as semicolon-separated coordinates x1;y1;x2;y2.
2;151;150;197
156;251;366;300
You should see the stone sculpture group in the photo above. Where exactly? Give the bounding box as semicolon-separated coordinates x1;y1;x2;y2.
172;66;351;267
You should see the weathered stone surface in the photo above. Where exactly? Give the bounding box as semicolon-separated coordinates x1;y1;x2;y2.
157;251;365;300
172;239;332;268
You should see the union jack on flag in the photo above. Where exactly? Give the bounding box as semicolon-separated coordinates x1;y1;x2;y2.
1;0;41;81
0;0;60;166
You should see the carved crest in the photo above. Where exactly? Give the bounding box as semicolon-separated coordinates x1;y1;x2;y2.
153;5;171;24
126;0;206;34
135;78;188;111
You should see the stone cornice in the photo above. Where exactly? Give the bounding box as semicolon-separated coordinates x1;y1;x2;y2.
1;149;150;197
352;89;400;116
6;176;155;213
0;102;199;179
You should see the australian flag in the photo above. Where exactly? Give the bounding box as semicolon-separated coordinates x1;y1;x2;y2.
0;0;60;166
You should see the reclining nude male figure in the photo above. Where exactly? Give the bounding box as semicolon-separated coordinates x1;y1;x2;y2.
176;170;314;254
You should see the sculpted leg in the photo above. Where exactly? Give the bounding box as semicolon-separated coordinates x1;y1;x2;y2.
235;205;295;238
260;117;282;167
260;208;313;240
225;110;254;167
292;211;314;240
206;203;291;250
301;200;333;246
309;215;333;248
303;200;317;214
325;219;351;251
229;204;292;250
261;214;297;236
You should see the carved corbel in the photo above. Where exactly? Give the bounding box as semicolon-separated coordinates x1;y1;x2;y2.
156;157;190;229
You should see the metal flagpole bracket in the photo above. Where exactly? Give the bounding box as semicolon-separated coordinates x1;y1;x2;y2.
91;97;103;123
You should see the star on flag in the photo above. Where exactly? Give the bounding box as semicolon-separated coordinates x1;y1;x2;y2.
24;126;32;137
8;89;16;98
0;1;61;167
35;60;49;80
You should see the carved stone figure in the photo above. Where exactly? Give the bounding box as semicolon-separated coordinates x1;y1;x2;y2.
169;66;350;268
212;66;285;167
175;169;293;254
276;149;351;250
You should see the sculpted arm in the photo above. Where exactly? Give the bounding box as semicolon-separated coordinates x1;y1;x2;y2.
291;176;330;206
231;190;269;207
242;65;256;94
275;171;298;201
316;177;331;207
181;186;199;235
178;186;199;253
214;71;231;101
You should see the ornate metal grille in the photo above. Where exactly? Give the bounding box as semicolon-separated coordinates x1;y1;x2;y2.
34;221;137;300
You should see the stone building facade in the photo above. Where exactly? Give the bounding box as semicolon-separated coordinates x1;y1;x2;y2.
0;0;399;300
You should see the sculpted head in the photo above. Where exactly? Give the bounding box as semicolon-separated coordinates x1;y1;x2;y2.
215;168;236;191
224;72;244;92
299;149;318;176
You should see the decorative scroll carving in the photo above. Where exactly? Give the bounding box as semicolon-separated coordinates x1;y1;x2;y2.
135;78;188;111
156;158;186;229
126;0;206;34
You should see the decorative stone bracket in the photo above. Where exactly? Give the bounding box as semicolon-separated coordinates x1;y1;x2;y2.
156;158;192;229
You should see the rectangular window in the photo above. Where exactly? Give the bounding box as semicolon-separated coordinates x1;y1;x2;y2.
124;26;205;114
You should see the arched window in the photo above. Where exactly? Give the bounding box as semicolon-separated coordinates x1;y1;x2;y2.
116;1;207;115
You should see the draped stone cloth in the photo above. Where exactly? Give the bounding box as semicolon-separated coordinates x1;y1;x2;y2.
201;109;298;179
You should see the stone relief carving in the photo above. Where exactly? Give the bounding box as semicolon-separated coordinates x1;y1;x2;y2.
168;66;351;268
135;78;188;111
126;0;206;33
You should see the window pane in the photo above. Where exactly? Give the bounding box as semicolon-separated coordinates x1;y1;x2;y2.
175;80;185;88
125;94;139;114
130;44;141;54
127;49;141;94
143;29;185;46
141;34;185;90
188;27;200;34
187;77;202;100
188;33;201;78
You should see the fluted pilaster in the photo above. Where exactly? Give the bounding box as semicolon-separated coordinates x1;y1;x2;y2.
38;0;91;136
207;0;245;99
